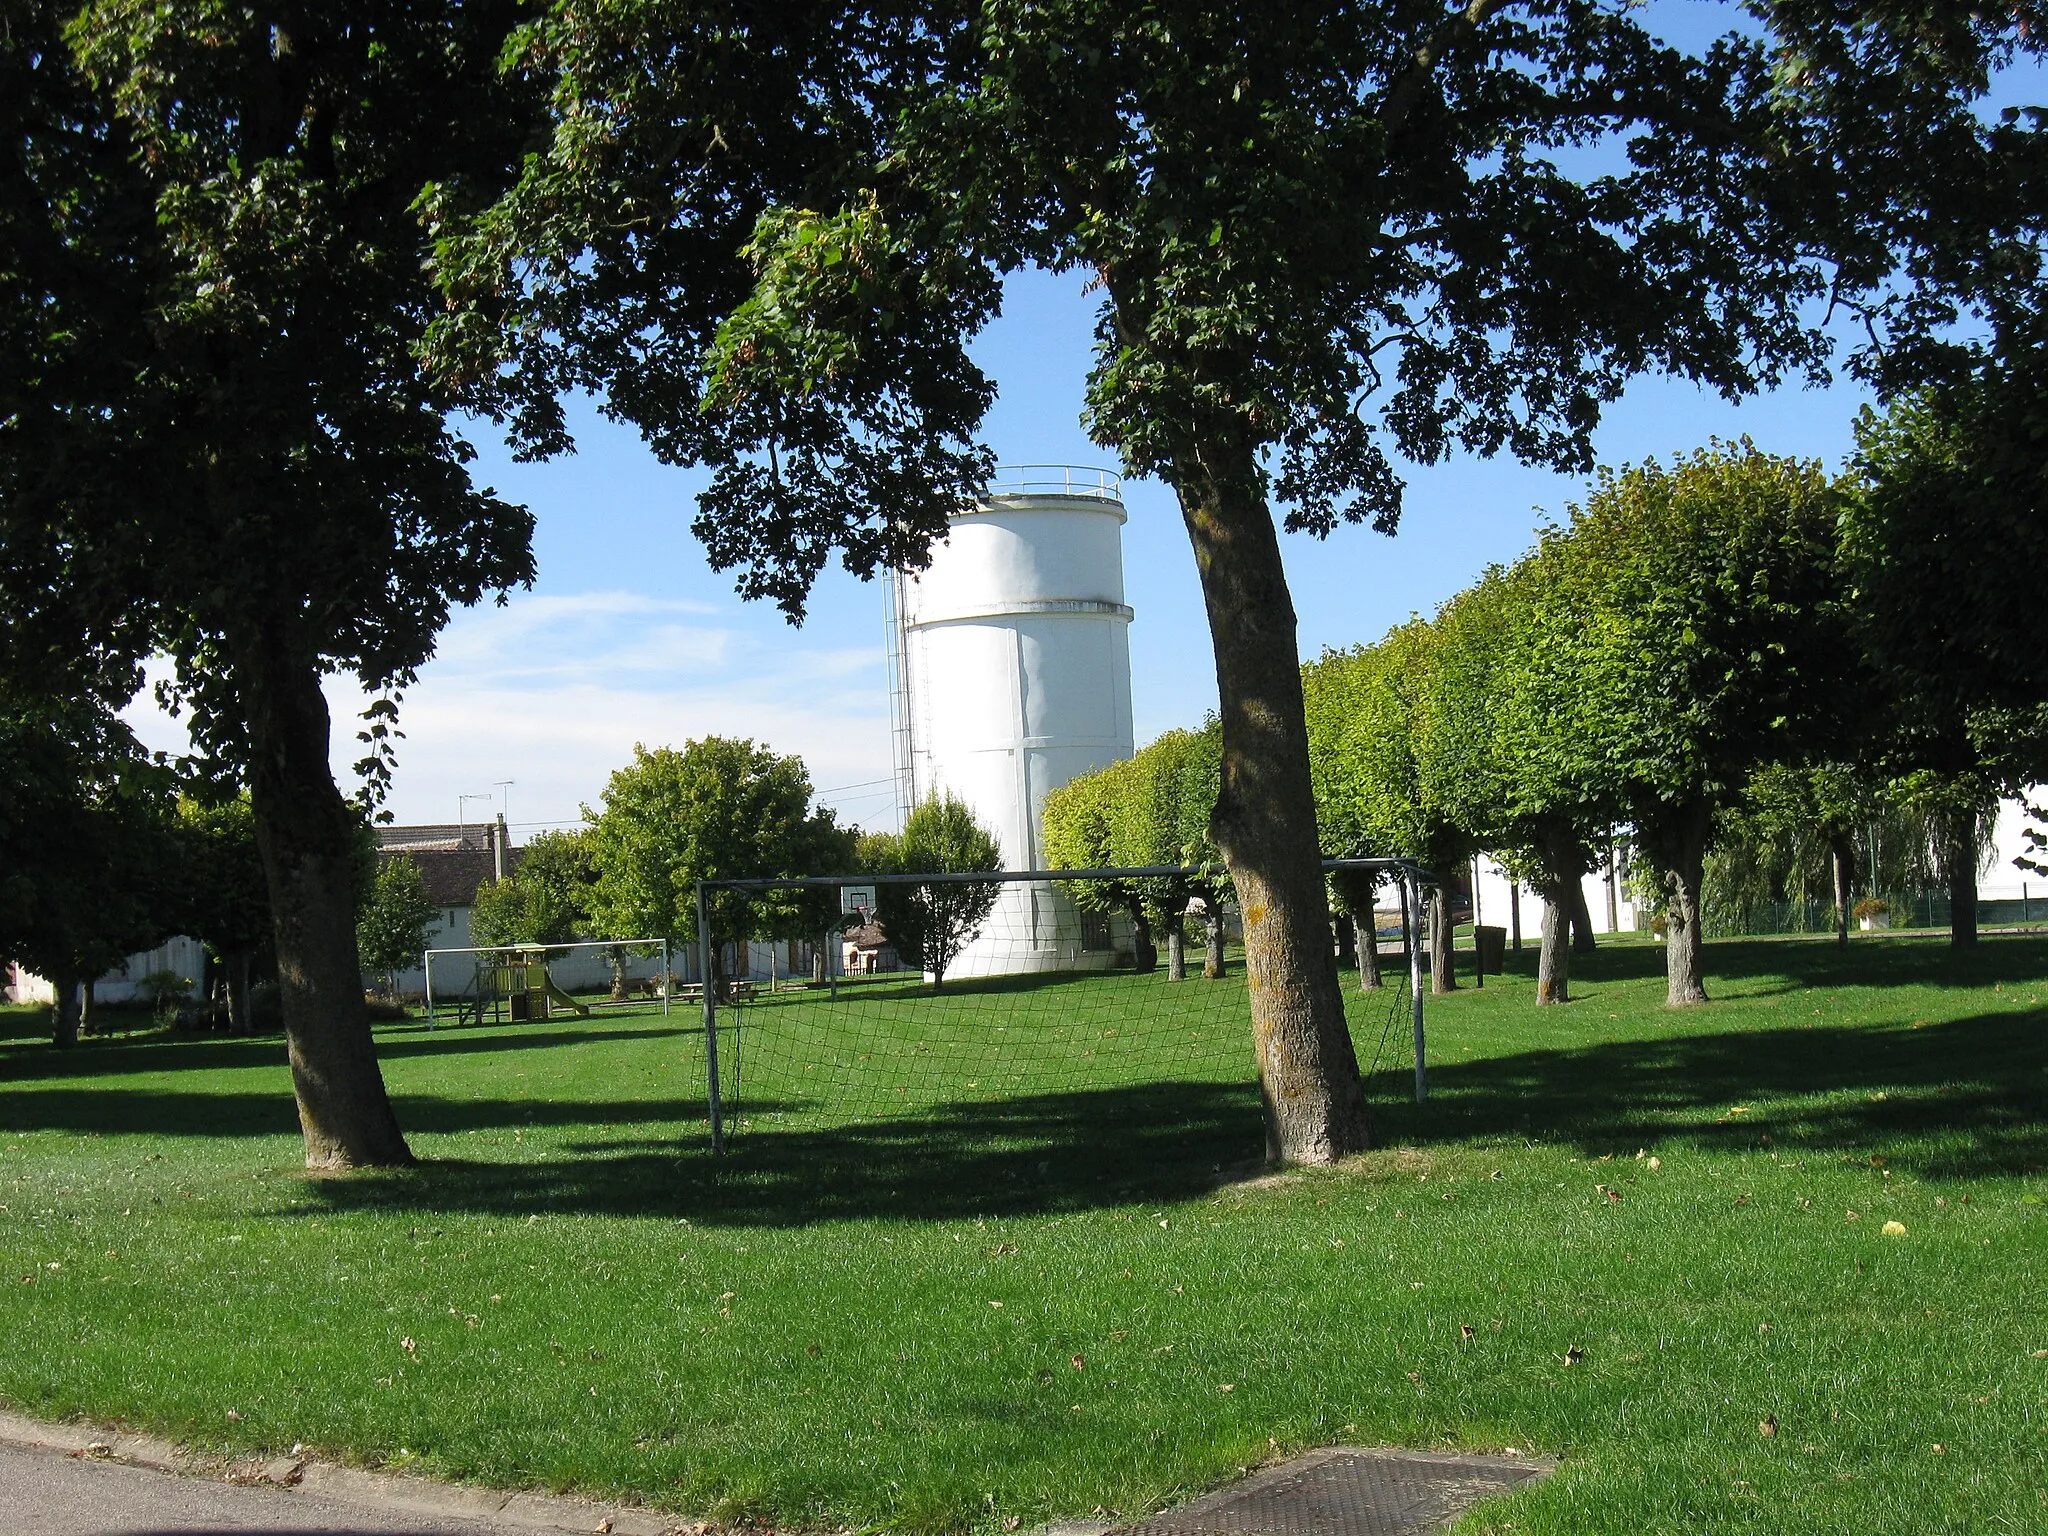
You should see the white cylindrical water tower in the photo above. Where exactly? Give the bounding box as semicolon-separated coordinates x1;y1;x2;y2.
896;466;1136;974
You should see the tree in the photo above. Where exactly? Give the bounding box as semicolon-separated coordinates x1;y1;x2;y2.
585;739;819;979
1556;445;1850;1004
442;1;1955;1164
1478;544;1621;1006
168;797;271;1034
782;810;863;985
871;792;1001;991
356;857;438;1000
0;692;175;1046
0;4;540;1166
471;830;599;950
1842;386;2048;945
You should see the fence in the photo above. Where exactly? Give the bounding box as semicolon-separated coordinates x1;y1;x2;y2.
1704;883;2048;939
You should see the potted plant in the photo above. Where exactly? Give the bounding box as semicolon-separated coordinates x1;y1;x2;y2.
1852;897;1892;932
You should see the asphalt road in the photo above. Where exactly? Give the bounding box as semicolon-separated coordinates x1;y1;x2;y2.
0;1441;553;1535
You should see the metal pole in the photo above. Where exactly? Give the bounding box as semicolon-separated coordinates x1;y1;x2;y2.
1510;881;1522;951
1407;874;1427;1104
696;882;724;1155
422;950;434;1029
661;941;670;1016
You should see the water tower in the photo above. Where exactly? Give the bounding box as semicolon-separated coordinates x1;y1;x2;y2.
888;466;1136;974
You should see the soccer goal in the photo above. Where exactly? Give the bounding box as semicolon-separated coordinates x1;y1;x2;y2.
682;858;1431;1156
421;937;675;1028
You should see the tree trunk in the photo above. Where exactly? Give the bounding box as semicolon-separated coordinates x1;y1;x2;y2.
1333;914;1355;967
51;974;81;1049
241;632;412;1169
1174;444;1366;1163
1658;803;1712;1006
607;944;629;1002
1944;807;1980;947
1569;876;1597;954
1129;904;1158;973
1830;833;1854;948
1201;893;1227;979
227;950;254;1035
80;978;97;1034
1354;914;1382;992
1165;910;1187;981
1536;900;1570;1005
1429;885;1457;995
812;928;829;985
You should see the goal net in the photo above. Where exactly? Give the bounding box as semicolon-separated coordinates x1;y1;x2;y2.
682;861;1424;1162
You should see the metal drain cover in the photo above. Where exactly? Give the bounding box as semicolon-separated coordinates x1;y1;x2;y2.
1114;1447;1548;1536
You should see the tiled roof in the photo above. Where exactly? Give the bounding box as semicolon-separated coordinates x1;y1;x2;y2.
378;822;494;853
380;845;523;909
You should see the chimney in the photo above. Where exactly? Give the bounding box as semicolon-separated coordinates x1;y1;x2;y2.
493;813;509;881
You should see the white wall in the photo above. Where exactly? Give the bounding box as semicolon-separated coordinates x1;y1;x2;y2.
10;935;212;1007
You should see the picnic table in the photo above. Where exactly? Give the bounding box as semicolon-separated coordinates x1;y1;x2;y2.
673;981;759;1005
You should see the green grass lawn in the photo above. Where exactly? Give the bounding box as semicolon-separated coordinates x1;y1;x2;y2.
2;937;2044;1534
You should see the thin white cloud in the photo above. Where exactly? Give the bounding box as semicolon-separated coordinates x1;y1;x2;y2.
121;594;900;834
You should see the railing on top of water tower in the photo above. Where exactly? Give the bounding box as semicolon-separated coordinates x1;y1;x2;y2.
983;464;1124;501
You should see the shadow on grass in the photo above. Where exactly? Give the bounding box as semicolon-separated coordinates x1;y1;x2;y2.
6;937;2044;1222
1374;1005;2048;1179
283;1080;1263;1226
0;1022;685;1084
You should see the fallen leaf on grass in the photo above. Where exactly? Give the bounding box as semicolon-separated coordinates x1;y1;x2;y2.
1217;1383;1236;1392
1882;1220;1907;1237
1072;1354;1085;1370
399;1337;417;1357
1563;1345;1584;1367
1460;1324;1475;1342
1759;1415;1777;1438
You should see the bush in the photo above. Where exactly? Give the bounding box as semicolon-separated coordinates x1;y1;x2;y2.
136;970;193;1024
1852;898;1892;921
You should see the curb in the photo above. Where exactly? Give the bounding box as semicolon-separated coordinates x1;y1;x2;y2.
0;1409;687;1535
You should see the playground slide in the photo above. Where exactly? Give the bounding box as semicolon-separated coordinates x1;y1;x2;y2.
543;978;591;1018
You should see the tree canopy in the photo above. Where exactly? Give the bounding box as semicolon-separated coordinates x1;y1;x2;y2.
584;738;824;960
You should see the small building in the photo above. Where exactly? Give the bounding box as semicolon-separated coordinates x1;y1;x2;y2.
841;922;903;975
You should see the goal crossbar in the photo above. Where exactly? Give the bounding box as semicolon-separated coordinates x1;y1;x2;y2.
701;855;1435;893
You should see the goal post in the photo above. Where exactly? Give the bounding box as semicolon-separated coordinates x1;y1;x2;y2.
421;936;673;1029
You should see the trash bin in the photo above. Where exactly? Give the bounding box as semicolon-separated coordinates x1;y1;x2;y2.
1474;924;1507;976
